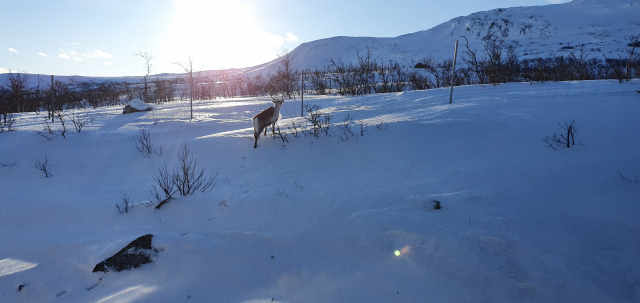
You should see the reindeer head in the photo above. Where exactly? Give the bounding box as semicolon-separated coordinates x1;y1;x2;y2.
272;99;285;106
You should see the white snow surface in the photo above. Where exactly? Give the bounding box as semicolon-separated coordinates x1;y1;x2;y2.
1;80;640;303
126;99;152;111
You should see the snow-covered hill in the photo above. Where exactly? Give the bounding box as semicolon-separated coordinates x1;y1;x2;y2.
250;0;640;74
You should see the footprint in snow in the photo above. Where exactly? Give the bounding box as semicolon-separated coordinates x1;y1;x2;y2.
180;232;189;236
219;199;229;206
207;216;218;221
56;290;69;297
86;278;102;291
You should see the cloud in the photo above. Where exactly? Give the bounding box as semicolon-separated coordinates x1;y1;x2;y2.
38;52;50;57
104;62;112;65
71;42;80;46
0;67;9;74
58;53;70;59
87;50;113;59
73;57;83;62
8;48;19;53
285;32;298;43
69;50;77;56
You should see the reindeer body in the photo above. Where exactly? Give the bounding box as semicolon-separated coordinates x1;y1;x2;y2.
252;100;284;148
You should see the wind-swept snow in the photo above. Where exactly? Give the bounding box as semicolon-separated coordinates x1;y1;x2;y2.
1;80;639;302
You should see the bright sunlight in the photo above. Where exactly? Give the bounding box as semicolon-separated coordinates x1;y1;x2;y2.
162;0;288;70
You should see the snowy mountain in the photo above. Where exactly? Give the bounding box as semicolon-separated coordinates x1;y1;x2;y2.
249;0;640;74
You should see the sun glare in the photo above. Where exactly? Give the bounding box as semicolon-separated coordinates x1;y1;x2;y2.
162;0;285;70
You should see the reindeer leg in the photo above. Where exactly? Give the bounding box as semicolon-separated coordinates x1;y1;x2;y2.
272;123;276;138
254;132;259;148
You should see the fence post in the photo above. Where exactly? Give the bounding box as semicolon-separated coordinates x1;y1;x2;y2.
449;40;458;104
51;75;54;122
301;72;304;117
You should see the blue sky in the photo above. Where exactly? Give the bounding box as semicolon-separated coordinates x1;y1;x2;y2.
1;0;569;77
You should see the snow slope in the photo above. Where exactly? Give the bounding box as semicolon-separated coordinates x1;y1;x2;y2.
1;80;639;302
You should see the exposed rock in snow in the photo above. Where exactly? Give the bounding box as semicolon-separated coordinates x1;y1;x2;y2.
92;234;156;272
123;99;152;114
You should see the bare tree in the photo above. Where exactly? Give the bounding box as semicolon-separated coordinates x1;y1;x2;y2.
134;51;154;102
3;70;30;122
173;55;202;119
275;48;299;99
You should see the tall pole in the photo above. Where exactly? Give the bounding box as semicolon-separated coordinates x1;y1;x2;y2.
300;72;304;117
51;75;54;122
449;40;459;104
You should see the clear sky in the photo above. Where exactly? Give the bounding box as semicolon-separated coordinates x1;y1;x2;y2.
0;0;569;77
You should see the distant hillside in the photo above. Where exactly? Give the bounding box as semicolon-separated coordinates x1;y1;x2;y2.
247;0;640;75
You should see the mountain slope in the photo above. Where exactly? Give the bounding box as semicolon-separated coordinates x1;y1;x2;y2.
250;0;640;74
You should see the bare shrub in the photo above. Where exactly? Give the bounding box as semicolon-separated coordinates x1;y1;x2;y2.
55;112;68;138
151;164;176;202
31;154;52;177
116;194;134;214
275;124;289;144
174;143;218;196
70;112;94;133
375;121;388;130
130;125;154;158
357;120;368;136
288;120;300;138
337;112;356;142
0;113;16;132
543;120;579;149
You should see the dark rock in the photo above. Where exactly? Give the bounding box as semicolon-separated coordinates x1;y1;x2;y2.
92;234;155;272
271;255;274;259
433;200;442;210
18;285;24;291
414;63;429;69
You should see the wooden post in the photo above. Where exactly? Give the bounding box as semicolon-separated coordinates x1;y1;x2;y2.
50;75;54;122
301;72;304;117
449;40;458;104
190;72;193;120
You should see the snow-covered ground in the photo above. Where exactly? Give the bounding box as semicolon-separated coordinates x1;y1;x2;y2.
1;80;639;303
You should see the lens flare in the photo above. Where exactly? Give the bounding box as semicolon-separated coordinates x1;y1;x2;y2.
394;250;401;256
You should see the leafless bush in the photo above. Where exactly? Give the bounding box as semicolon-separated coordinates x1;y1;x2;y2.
543;120;579;149
293;179;304;190
337;112;356;142
31;154;52;177
55;112;68;138
0;113;16;132
288;120;300;138
304;104;323;138
358;120;368;136
151;164;176;202
375;121;388;130
130;125;154;158
275;124;289;144
116;194;134;214
70;112;94;133
174;142;218;196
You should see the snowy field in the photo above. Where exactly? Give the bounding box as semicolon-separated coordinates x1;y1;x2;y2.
1;80;639;303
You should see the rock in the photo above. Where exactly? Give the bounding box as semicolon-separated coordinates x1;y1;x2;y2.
92;234;156;272
414;63;429;69
122;99;152;114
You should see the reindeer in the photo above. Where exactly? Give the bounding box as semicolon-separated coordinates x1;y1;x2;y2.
252;99;284;148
